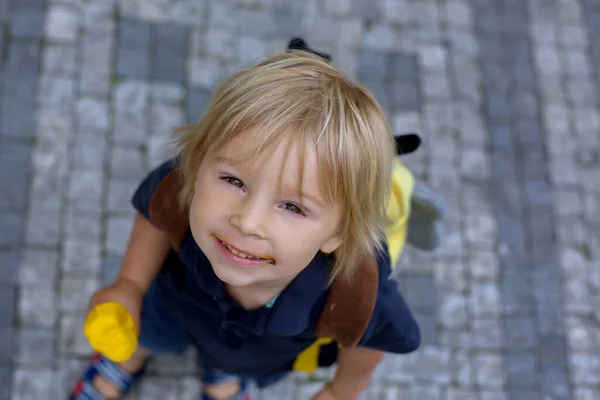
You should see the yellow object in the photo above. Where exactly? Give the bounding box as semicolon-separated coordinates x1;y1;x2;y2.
83;302;139;363
292;338;333;373
384;158;414;270
292;159;414;373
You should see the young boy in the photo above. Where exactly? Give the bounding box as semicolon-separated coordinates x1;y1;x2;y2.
70;50;421;400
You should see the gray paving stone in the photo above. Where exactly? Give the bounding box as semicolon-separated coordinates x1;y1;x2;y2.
151;23;188;83
187;88;212;124
469;250;500;281
539;336;571;399
117;18;151;78
139;377;181;400
113;81;150;145
473;352;504;389
464;213;496;249
10;8;45;39
0;142;31;212
107;179;140;213
362;80;391;113
204;28;237;63
484;94;512;123
0;251;20;284
0;324;12;363
439;293;467;330
70;129;107;170
408;346;451;384
38;75;75;104
0;365;10;400
0;41;39;138
149;103;184;136
357;49;389;81
566;77;598;106
480;392;507;400
413;312;437;344
495;213;526;258
14;327;54;365
504;316;539;351
51;357;89;400
0;284;15;341
77;97;109;130
151;82;185;105
422;73;451;100
445;388;476;400
397;273;437;312
571;352;600;385
101;256;121;286
472;318;504;349
449;349;473;387
501;269;535;315
59;276;98;312
109;146;145;179
18;249;58;289
24;208;61;247
45;5;80;43
469;282;501;317
11;368;53;400
67;169;103;211
58;314;92;356
0;212;24;247
62;238;102;276
390;81;420;111
105;216;134;255
0;0;8;22
79;32;113;97
527;209;556;245
187;57;223;89
17;286;56;327
36;104;74;142
388;53;419;80
64;208;101;241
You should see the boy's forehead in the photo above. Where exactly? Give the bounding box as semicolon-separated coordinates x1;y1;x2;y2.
212;129;327;195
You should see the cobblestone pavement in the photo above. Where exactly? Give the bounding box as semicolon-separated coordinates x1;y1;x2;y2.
1;0;599;399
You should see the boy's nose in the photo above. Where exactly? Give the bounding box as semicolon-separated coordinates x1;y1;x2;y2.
230;200;268;239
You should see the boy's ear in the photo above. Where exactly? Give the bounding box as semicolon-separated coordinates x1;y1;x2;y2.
320;235;343;254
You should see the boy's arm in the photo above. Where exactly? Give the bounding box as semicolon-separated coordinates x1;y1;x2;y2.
117;212;172;294
315;347;384;400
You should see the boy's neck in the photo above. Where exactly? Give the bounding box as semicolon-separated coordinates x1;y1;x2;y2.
224;277;293;311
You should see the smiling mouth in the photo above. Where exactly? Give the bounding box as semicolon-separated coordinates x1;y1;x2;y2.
213;235;275;263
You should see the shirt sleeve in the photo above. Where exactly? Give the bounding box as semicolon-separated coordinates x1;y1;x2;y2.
131;158;178;223
358;247;421;354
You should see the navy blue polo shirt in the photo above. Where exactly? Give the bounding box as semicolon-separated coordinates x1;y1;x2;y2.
132;159;421;379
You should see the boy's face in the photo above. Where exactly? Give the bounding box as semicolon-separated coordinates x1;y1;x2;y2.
189;129;343;289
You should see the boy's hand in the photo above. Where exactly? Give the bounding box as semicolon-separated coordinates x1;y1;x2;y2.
85;277;145;328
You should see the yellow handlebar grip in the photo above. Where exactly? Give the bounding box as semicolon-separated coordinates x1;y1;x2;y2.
83;302;139;363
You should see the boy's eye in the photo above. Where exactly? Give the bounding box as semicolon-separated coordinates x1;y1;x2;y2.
282;203;304;215
222;176;245;189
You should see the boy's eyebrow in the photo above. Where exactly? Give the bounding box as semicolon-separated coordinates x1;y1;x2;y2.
214;155;243;166
280;186;325;207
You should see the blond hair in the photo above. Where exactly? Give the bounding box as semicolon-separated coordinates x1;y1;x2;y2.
174;51;396;282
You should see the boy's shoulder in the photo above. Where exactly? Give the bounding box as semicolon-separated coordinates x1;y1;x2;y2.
356;246;421;354
131;158;178;222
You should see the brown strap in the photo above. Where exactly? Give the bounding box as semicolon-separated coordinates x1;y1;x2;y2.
313;254;379;347
148;170;189;251
147;169;379;347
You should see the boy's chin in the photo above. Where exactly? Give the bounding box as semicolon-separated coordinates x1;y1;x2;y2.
211;263;258;287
